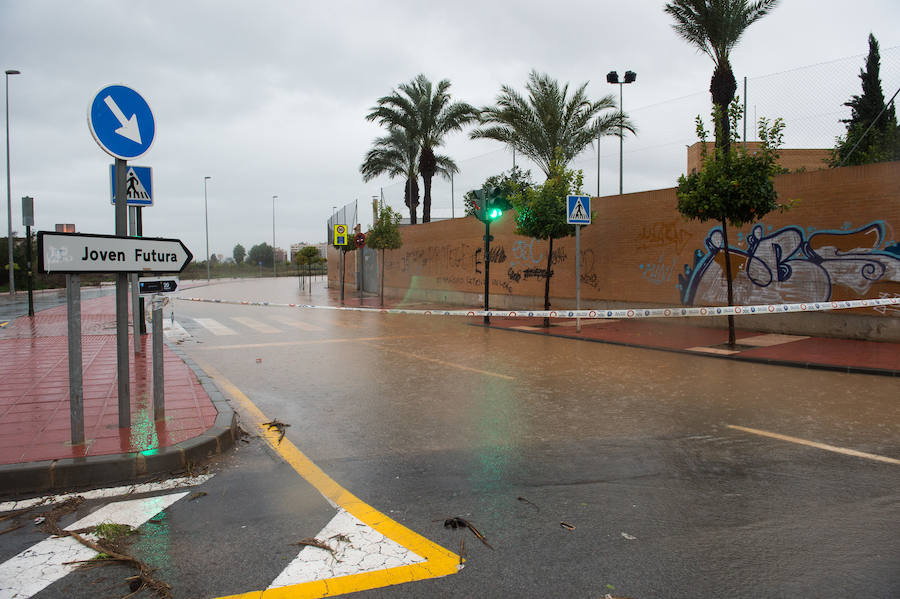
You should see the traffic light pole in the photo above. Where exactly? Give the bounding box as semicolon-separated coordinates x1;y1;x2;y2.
483;220;491;325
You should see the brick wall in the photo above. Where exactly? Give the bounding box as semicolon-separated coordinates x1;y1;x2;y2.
330;161;900;339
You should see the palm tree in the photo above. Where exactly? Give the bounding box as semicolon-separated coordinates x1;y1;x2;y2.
360;127;459;225
366;75;477;222
664;0;779;149
471;70;628;180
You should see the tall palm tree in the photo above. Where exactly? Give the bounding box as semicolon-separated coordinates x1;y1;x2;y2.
471;70;628;180
360;127;458;225
366;75;477;222
664;0;779;149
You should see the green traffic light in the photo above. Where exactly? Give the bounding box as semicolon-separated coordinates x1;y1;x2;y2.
488;207;502;220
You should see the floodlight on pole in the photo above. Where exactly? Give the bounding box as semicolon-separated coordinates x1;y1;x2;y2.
5;69;21;295
607;69;636;195
203;176;211;282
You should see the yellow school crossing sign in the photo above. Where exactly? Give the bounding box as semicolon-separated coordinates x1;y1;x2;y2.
334;224;348;245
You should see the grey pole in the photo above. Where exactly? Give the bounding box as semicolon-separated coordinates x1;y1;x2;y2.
450;173;454;219
596;121;601;197
5;69;21;296
272;195;277;278
618;82;624;195
115;158;130;428
743;76;748;150
152;296;164;421
66;274;84;445
129;206;141;354
204;176;211;282
575;224;581;333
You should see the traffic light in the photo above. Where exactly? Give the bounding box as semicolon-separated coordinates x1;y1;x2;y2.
472;186;510;223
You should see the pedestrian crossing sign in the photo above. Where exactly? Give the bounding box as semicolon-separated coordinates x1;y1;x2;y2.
334;224;348;245
567;195;590;225
109;165;153;206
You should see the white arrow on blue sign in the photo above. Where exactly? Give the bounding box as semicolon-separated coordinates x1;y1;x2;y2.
88;85;156;160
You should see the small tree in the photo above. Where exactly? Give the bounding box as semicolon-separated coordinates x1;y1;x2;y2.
365;204;403;305
509;155;582;327
248;242;274;268
830;33;900;166
295;246;321;277
233;243;246;264
676;100;788;345
463;166;534;217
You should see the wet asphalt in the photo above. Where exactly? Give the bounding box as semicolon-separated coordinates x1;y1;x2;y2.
3;277;899;598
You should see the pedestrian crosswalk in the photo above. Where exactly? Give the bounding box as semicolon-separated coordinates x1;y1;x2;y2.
176;314;331;339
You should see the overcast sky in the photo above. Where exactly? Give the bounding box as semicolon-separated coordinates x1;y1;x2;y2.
2;0;899;260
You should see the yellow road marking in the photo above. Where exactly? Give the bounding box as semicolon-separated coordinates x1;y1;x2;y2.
361;341;514;380
194;358;460;599
727;425;900;465
194;335;423;351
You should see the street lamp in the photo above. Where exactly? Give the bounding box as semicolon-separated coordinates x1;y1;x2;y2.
203;176;211;282
5;69;21;295
607;70;636;195
272;195;277;277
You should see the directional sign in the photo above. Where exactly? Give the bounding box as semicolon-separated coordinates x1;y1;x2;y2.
38;231;192;274
110;165;153;206
88;85;156;160
138;276;178;295
567;195;591;225
334;224;348;246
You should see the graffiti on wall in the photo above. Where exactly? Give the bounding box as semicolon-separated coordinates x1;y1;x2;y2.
638;220;694;253
679;221;900;310
639;255;677;286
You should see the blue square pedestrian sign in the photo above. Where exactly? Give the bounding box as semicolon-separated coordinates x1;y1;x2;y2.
110;165;153;206
567;195;590;225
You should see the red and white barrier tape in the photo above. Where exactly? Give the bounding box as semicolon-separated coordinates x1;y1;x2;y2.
174;296;900;319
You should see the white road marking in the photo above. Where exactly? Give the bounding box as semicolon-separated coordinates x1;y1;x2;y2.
268;314;324;332
688;346;741;355
268;508;426;589
0;474;213;513
0;492;188;599
231;316;281;334
194;317;238;336
728;425;900;465
739;333;810;347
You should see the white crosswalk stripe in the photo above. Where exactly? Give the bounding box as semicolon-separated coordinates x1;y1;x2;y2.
231;316;282;334
194;317;238;335
267;314;324;332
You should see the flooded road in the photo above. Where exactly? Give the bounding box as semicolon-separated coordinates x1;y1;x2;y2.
172;278;899;598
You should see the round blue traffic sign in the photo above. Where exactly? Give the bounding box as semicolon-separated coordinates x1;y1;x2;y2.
88;85;155;160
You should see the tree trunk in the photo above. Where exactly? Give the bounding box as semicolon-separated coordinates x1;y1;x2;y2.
419;146;437;223
405;177;418;225
380;248;385;307
720;219;736;346
543;237;553;328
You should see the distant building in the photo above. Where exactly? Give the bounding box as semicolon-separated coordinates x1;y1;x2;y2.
290;242;327;261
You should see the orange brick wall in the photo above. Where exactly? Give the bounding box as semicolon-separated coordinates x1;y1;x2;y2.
330;161;900;336
686;142;831;174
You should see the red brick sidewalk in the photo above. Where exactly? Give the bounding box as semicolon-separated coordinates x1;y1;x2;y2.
0;296;220;468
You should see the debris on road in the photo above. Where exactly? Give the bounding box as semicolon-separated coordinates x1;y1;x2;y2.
262;418;291;444
621;532;637;540
292;537;336;556
517;496;540;512
560;521;576;531
188;491;208;501
442;517;494;550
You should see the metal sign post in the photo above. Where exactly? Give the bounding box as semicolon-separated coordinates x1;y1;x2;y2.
66;274;84;445
151;295;165;421
567;196;591;334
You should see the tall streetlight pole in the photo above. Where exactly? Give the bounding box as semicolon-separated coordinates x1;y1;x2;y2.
5;69;21;295
272;195;277;277
606;70;636;196
203;176;211;282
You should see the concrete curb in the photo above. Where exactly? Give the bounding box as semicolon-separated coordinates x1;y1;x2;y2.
485;324;900;378
0;340;238;496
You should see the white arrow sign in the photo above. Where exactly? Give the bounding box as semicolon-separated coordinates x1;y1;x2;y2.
38;232;193;274
103;94;142;144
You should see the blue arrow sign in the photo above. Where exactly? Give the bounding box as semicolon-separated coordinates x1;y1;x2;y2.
88;85;156;160
109;165;153;206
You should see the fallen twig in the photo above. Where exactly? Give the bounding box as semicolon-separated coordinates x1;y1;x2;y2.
517;496;540;512
560;521;576;531
262;419;291;444
188;491;207;501
443;517;494;550
291;537;335;555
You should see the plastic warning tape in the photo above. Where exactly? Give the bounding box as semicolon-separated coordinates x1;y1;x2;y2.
174;296;900;319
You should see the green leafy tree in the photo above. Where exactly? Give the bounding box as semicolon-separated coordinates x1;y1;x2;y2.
366;74;477;222
294;245;322;280
665;0;779;152
233;243;246;265
463;167;534;218
676;101;789;344
248;242;274;268
509;157;583;327
830;33;900;166
471;71;629;179
365;204;404;306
